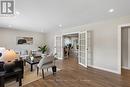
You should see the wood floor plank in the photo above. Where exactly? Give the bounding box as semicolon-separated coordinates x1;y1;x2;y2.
23;57;130;87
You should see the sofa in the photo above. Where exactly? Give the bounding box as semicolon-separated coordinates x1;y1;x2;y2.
0;59;24;87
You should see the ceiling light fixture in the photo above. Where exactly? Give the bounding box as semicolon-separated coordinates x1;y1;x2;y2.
58;24;62;28
108;9;114;13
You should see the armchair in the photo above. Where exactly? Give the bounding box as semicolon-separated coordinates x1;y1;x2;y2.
37;54;57;78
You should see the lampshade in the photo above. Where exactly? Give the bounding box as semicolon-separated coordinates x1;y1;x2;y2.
4;49;17;62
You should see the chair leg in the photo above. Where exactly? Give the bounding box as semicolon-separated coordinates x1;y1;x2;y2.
37;67;39;76
23;60;26;66
52;66;57;75
18;73;22;86
0;76;4;87
42;69;44;79
19;78;22;86
16;77;18;82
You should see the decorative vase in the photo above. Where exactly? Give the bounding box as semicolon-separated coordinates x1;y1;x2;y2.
30;56;34;61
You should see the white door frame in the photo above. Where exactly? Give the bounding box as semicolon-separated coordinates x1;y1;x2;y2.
62;32;80;36
117;23;130;74
62;31;88;67
54;35;63;59
55;31;88;68
55;32;80;59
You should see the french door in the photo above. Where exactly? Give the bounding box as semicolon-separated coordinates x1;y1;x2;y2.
54;35;63;59
78;31;88;67
87;31;93;66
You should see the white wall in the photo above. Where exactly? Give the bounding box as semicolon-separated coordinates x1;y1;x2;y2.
0;28;46;51
45;32;56;52
46;16;130;74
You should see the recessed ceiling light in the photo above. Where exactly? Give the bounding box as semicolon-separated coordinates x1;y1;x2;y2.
15;11;20;15
58;24;62;27
108;9;114;13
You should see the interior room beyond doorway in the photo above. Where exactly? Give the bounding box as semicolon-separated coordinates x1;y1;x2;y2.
63;33;79;59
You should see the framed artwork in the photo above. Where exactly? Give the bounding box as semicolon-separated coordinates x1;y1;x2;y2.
17;37;33;45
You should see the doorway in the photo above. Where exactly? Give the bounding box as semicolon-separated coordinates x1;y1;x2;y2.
63;33;79;60
62;31;93;67
55;31;93;68
54;35;63;59
118;24;130;74
121;27;130;71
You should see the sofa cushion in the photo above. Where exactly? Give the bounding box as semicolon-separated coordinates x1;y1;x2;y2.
4;62;15;73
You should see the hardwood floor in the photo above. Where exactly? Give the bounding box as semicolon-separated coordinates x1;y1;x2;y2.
23;57;130;87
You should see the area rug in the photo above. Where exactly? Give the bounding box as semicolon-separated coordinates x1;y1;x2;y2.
5;64;61;87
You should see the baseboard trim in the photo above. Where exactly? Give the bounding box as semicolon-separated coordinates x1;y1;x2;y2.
58;58;63;60
91;65;120;74
122;66;130;70
88;65;93;67
79;63;87;67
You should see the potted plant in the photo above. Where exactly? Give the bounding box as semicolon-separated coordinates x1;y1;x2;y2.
38;45;47;58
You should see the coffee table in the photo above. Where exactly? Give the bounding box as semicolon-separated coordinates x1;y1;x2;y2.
25;56;42;72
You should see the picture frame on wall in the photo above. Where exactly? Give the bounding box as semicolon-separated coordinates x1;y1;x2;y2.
16;37;33;45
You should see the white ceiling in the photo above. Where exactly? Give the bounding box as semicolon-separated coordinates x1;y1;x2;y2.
0;0;130;32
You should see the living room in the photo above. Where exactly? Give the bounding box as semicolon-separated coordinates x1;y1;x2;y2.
0;0;130;87
0;28;55;87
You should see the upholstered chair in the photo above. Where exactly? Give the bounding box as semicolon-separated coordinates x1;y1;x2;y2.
37;54;56;78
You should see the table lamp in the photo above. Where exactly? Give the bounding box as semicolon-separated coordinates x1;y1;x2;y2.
4;49;17;63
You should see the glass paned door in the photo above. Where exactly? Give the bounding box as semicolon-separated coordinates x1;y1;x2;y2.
54;35;62;59
78;31;87;67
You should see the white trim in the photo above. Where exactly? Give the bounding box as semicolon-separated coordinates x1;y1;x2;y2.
92;66;120;74
61;36;63;59
54;35;63;59
78;33;80;65
88;65;93;67
57;58;63;60
122;66;130;70
117;23;130;74
62;31;80;36
79;63;87;67
117;26;121;74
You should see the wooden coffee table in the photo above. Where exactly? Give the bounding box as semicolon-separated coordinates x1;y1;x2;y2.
25;56;41;71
